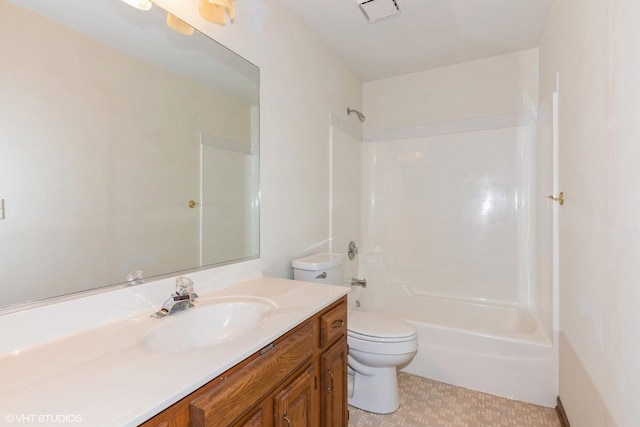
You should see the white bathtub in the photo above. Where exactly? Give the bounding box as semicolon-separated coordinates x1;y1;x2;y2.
348;282;558;407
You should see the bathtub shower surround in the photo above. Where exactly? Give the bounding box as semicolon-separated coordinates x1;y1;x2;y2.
338;117;557;406
330;52;557;404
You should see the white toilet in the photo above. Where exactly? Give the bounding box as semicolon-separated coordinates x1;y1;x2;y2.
292;253;418;414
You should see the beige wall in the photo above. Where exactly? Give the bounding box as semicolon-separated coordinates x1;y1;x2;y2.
540;0;640;425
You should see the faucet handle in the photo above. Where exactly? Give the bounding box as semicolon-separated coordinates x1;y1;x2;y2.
175;276;194;296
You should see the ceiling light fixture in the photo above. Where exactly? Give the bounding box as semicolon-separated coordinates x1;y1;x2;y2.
199;0;235;26
166;13;195;36
119;0;152;11
120;0;235;36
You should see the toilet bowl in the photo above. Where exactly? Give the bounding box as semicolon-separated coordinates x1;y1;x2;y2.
347;310;418;414
291;253;419;414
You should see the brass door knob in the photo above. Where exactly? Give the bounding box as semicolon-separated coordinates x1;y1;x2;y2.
188;200;199;208
547;192;564;205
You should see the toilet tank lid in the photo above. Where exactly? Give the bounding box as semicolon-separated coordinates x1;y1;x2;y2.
292;253;344;270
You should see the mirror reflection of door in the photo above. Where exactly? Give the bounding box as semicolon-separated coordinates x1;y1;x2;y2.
200;133;259;266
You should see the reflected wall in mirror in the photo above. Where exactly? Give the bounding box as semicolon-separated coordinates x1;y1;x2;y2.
0;0;260;309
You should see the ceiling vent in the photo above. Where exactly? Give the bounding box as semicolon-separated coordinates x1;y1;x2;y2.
357;0;401;23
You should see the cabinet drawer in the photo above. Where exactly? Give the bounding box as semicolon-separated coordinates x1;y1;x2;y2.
319;302;347;349
190;322;314;426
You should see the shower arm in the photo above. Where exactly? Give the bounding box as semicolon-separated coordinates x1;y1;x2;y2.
347;108;366;123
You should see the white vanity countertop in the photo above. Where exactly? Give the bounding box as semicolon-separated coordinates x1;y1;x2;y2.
0;275;348;426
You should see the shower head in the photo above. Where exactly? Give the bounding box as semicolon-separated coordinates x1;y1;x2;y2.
347;107;366;123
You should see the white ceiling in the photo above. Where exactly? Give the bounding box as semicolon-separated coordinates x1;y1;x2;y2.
276;0;553;82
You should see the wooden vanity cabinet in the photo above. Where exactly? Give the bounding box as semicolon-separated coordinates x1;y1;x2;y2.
139;296;347;427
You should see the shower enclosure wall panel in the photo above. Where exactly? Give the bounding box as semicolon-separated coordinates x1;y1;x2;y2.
535;92;558;341
362;126;534;306
330;121;362;282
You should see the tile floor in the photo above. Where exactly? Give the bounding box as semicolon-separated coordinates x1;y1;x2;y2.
348;373;561;427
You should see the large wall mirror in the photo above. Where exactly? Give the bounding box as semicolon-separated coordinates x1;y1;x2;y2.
0;0;260;310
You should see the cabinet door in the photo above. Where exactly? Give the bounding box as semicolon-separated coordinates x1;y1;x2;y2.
234;400;271;427
320;337;347;427
273;366;315;427
237;410;264;427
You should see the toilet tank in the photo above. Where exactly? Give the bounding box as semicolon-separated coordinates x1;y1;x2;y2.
292;253;344;286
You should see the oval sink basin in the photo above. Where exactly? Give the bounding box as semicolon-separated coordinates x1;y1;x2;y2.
142;297;277;354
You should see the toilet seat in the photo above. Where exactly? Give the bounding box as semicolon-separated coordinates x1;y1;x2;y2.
348;329;417;343
348;310;417;343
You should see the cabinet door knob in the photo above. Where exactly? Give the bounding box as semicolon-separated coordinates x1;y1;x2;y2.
283;410;292;427
331;319;344;329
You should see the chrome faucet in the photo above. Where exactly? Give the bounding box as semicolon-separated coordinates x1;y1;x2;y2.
153;277;199;318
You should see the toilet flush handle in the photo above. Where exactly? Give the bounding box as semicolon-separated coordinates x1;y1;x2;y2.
315;272;327;279
350;278;367;288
